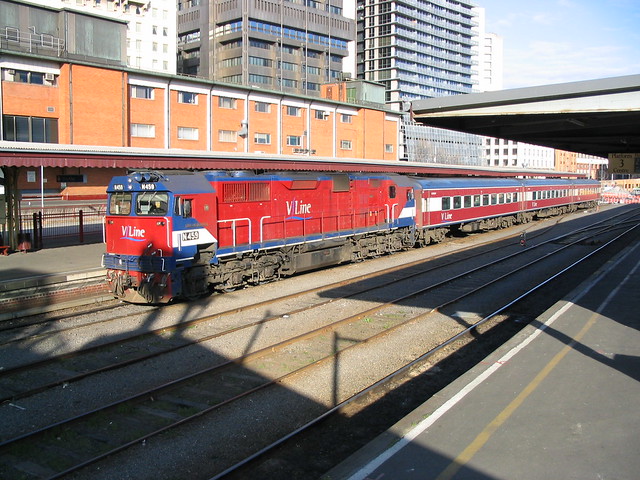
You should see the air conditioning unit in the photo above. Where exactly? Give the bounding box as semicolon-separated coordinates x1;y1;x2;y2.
45;73;55;81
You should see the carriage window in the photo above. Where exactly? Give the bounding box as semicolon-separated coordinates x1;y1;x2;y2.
473;195;481;207
513;192;518;202
483;194;490;206
453;196;462;209
109;192;132;215
491;194;497;205
442;197;451;210
506;193;512;203
389;185;396;199
137;192;169;216
463;196;472;208
498;193;505;204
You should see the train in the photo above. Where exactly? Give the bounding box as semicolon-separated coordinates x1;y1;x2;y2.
103;170;600;304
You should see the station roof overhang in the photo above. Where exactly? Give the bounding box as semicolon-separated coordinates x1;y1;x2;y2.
411;74;640;158
0;141;583;178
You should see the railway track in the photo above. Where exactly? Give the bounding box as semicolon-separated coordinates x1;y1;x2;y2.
1;207;618;403
0;205;637;479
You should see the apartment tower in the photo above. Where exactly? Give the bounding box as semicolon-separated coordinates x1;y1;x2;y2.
355;0;477;110
353;0;480;163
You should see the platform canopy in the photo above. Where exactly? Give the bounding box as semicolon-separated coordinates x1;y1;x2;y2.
411;74;640;158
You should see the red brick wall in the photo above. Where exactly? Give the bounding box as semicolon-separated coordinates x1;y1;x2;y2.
67;65;128;146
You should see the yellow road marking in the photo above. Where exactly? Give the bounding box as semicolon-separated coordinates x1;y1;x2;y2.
436;311;599;480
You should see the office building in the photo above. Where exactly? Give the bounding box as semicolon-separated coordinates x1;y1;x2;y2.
177;0;355;97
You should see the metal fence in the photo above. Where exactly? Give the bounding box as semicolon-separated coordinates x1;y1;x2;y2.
18;205;106;249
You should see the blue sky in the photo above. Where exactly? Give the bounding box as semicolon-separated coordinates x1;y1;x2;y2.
478;0;640;88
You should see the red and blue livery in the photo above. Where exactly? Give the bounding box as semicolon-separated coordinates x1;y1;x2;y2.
103;171;599;303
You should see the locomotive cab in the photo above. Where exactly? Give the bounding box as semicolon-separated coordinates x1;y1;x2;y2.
103;172;217;303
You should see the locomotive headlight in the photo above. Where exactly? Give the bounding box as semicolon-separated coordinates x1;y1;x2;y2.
157;221;165;226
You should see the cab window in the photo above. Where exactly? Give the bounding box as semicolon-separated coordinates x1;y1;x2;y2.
109;192;132;215
136;192;169;215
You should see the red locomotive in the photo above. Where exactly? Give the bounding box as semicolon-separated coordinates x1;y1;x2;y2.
103;171;600;303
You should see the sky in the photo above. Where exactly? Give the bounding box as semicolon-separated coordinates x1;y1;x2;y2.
478;0;640;89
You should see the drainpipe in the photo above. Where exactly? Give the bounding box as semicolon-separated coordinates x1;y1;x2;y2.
165;79;171;149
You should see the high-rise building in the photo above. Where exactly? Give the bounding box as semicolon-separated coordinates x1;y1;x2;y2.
351;0;481;163
475;8;502;92
177;0;355;97
8;0;177;74
355;0;478;110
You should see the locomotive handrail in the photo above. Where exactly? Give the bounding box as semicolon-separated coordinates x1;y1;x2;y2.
218;217;252;246
385;203;399;223
259;216;272;243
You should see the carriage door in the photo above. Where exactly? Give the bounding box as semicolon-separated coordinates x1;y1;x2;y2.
414;187;423;228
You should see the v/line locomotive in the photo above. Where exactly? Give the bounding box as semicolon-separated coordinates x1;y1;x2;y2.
103;171;600;304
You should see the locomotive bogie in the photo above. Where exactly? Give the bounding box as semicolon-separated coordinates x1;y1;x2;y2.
103;171;600;304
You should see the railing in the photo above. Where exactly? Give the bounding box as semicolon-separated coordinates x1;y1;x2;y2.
1;27;66;57
18;205;106;250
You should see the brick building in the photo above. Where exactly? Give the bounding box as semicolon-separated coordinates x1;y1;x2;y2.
0;54;401;195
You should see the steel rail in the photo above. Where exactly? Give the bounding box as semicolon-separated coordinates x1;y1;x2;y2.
208;221;640;479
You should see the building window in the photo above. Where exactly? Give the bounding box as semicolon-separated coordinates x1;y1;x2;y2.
2;115;58;143
218;129;238;142
178;91;198;104
248;74;271;85
220;57;241;68
255;102;271;113
286;106;301;116
7;69;50;85
131;85;154;99
385;144;393;153
250;39;270;49
280;78;298;88
279;61;297;71
340;114;352;123
287;135;302;146
340;140;352;150
219;96;237;109
131;123;156;138
378;58;391;69
250;56;272;67
223;75;243;84
254;133;271;144
314;110;328;120
178;127;199;140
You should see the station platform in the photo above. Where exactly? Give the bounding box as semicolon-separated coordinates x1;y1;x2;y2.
0;242;105;284
328;239;640;479
0;242;108;320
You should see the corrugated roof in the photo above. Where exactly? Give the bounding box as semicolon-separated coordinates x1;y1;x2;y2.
0;142;582;178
